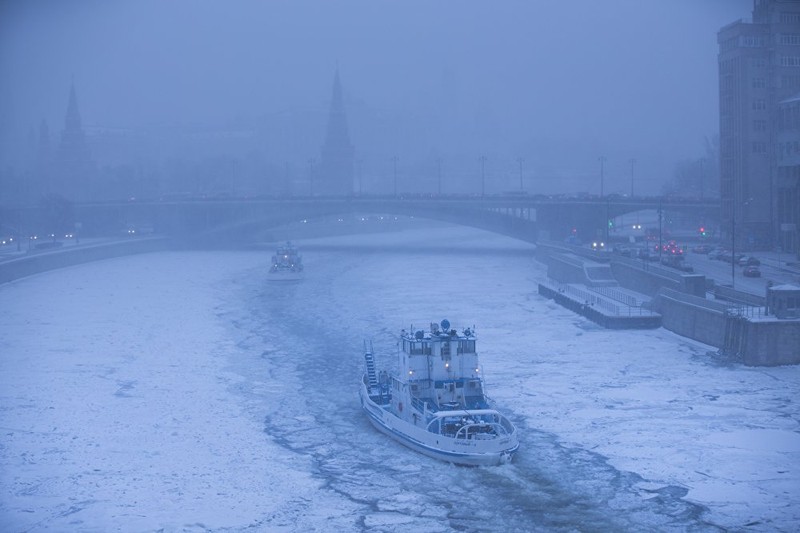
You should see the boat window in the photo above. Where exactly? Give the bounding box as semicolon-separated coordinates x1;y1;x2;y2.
441;342;450;356
457;340;475;354
410;342;425;355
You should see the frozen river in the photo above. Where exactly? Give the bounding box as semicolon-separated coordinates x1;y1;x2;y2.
1;226;799;531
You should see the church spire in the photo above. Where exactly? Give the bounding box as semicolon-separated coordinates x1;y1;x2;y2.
64;82;83;133
55;81;93;200
319;68;354;195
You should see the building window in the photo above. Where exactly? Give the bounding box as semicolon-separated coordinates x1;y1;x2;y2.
781;75;800;89
781;34;800;46
721;37;738;52
741;35;764;47
753;142;767;154
752;77;767;89
780;13;800;24
781;56;800;67
753;99;767;111
754;119;768;132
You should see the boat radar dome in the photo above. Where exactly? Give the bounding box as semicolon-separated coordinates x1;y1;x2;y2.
440;319;450;331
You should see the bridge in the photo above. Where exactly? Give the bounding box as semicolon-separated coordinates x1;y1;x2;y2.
3;195;720;245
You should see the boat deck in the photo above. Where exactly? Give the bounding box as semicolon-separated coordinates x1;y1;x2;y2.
411;396;489;413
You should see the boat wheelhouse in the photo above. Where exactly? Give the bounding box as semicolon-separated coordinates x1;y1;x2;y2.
360;319;518;466
269;241;303;280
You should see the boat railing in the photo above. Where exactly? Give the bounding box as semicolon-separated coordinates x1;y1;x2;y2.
498;416;516;435
410;396;429;413
454;421;507;440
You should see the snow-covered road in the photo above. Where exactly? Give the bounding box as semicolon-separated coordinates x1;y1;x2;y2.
1;226;798;531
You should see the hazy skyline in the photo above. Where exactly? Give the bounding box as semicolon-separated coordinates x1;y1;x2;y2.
0;0;752;196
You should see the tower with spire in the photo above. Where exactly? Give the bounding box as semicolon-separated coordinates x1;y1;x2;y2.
319;69;354;196
55;82;94;200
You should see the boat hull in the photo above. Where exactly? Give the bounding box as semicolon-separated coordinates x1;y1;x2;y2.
360;383;518;466
268;270;304;281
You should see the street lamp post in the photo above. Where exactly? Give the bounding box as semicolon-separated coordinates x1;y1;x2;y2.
629;158;636;198
391;156;398;196
357;158;363;195
437;157;442;196
307;158;315;196
598;156;607;198
517;157;524;191
479;155;487;197
699;159;705;200
732;197;752;290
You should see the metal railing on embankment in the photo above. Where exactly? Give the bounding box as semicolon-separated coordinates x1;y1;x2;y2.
550;283;652;317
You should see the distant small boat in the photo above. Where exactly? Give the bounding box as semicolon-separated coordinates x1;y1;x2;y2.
360;319;519;466
268;241;303;281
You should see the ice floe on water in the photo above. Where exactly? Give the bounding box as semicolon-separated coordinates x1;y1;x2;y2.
1;226;798;531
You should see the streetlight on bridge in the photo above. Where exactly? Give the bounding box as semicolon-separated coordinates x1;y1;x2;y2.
437;157;443;196
391;156;399;196
356;158;364;195
629;158;636;198
598;156;607;198
479;155;487;197
307;158;316;196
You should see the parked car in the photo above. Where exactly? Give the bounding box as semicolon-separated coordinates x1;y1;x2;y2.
692;244;711;254
661;255;694;272
613;245;634;257
743;266;761;277
738;256;761;266
720;252;744;264
637;248;657;261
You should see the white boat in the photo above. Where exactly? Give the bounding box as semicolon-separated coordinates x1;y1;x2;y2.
360;319;519;466
269;241;303;281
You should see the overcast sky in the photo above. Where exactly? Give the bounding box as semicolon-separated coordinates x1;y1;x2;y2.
0;0;752;195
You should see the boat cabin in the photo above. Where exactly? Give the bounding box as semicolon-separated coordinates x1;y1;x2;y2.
396;321;488;413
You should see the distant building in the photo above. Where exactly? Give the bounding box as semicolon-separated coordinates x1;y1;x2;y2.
776;93;800;255
54;82;94;201
717;0;800;252
318;69;354;196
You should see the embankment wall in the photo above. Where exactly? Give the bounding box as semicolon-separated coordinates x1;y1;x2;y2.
0;238;169;284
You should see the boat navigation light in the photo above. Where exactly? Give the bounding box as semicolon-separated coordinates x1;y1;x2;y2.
475;368;480;373
445;362;449;368
408;370;413;375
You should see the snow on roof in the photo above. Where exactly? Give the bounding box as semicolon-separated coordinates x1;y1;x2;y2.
769;283;800;291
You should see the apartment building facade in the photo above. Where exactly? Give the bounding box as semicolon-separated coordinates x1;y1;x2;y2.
718;0;800;253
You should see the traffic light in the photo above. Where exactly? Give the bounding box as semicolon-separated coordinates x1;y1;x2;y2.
699;226;707;237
